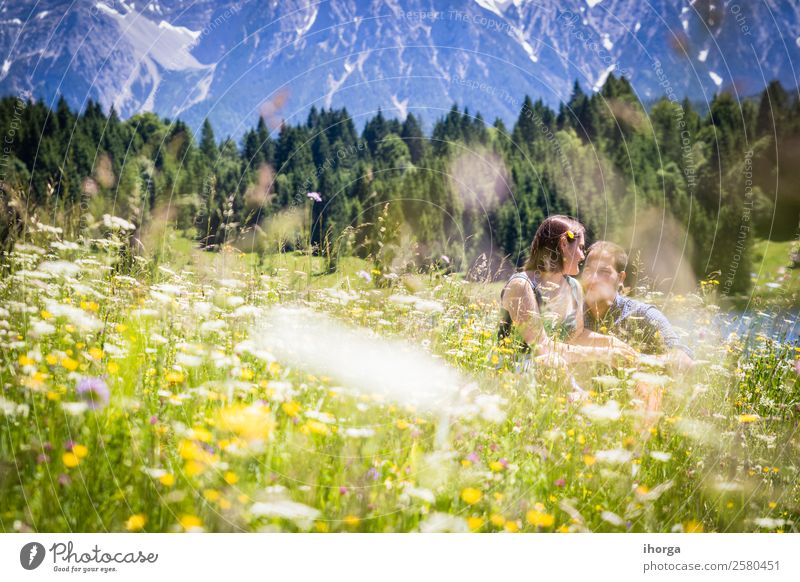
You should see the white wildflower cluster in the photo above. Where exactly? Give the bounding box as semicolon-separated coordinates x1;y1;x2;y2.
102;214;136;231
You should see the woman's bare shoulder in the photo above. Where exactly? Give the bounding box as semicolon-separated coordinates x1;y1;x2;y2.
502;276;534;306
504;276;532;293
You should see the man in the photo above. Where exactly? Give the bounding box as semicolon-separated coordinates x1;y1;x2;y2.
580;241;694;372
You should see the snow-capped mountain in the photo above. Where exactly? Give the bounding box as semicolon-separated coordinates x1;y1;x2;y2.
1;0;797;136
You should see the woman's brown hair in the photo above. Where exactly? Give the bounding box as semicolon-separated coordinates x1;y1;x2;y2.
523;215;585;273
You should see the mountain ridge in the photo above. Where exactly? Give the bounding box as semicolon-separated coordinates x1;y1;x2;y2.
0;0;797;136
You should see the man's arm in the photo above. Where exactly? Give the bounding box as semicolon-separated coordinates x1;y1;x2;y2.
642;305;694;359
502;281;636;366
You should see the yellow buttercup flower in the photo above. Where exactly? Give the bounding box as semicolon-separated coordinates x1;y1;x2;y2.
281;401;300;417
302;419;329;436
62;452;80;468
190;427;213;443
526;510;555;528
61;357;79;371
179;515;203;531
179;439;215;463
203;489;220;502
461;488;482;505
217;404;275;443
159;473;176;487
18;354;35;367
165;371;185;384
125;514;146;531
184;461;206;477
685;520;704;533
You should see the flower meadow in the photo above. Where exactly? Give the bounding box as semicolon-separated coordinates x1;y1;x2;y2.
1;225;798;534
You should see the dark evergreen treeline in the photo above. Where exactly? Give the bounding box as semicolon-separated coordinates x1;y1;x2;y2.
0;75;797;291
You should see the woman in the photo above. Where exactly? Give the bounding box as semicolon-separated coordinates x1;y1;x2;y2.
497;215;638;376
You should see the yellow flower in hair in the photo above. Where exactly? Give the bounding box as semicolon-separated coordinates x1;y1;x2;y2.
566;230;575;240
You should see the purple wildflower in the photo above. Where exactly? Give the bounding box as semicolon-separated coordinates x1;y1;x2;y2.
339;486;348;495
366;467;380;481
149;415;158;425
356;270;372;283
307;191;322;203
76;376;109;410
554;478;566;488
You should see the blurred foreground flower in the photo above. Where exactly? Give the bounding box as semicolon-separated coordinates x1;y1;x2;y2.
250;485;320;530
217;403;275;448
419;512;468;533
461;487;482;505
527;509;555;528
125;514;147;531
253;307;504;422
76;377;109;410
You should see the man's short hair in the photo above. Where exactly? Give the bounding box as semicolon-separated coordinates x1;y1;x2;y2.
587;241;628;273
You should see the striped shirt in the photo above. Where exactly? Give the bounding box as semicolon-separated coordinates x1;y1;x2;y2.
584;294;694;357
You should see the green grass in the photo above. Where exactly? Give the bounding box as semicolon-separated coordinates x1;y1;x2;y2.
748;238;800;306
0;228;797;533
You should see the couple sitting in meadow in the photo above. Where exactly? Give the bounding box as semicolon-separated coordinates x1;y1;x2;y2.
496;215;693;394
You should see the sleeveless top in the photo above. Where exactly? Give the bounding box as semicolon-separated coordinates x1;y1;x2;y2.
497;271;582;352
